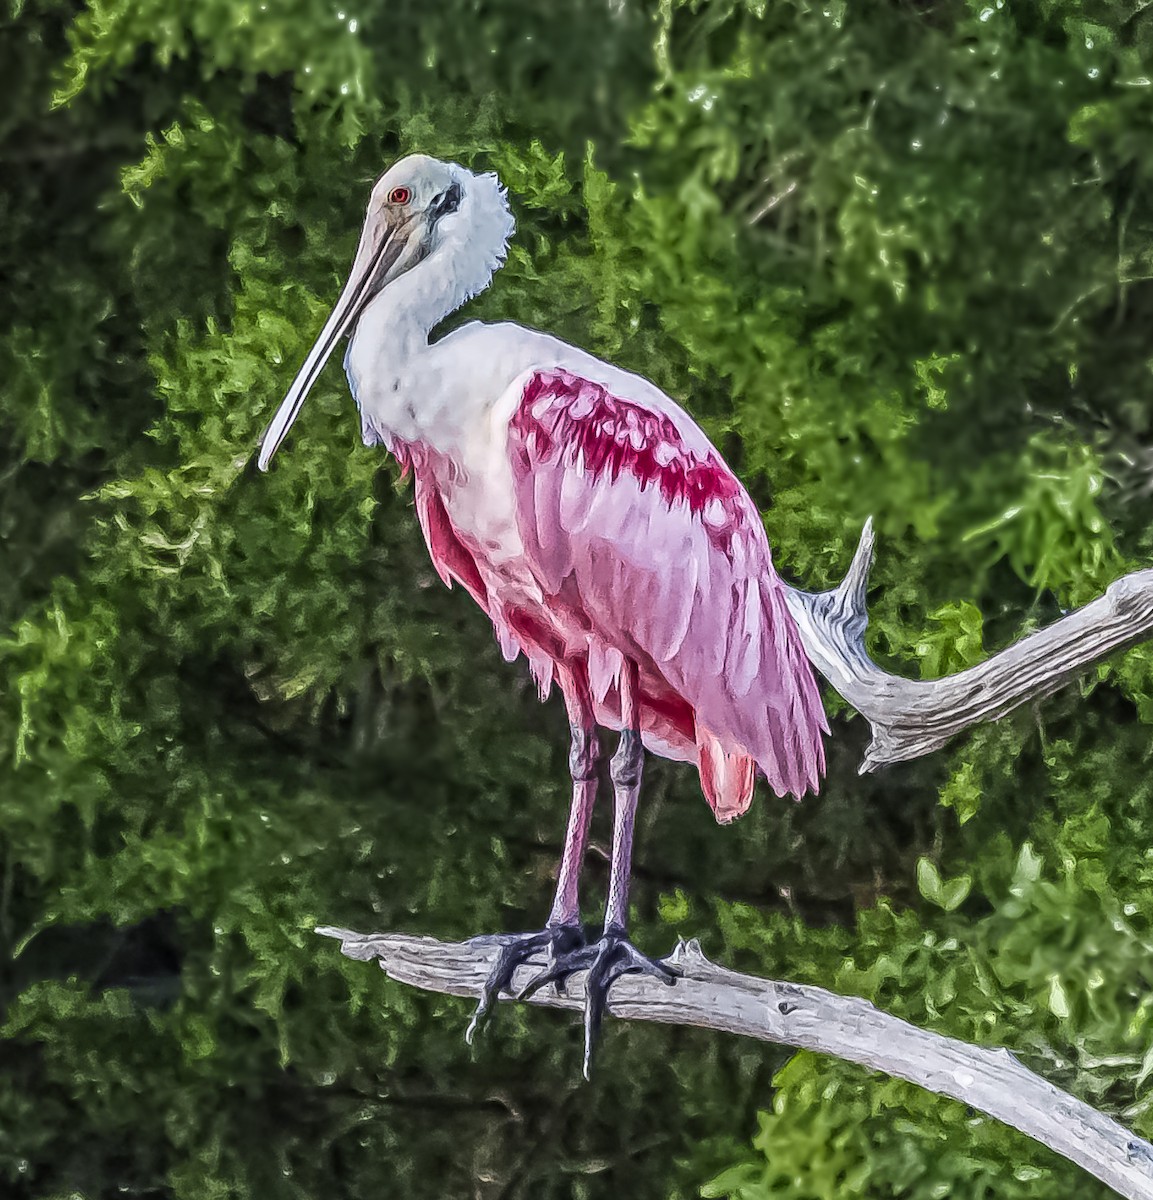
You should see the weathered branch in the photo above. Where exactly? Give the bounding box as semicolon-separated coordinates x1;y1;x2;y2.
319;926;1153;1200
783;519;1153;772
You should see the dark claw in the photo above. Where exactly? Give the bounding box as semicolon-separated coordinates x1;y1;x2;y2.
518;926;679;1078
465;924;584;1044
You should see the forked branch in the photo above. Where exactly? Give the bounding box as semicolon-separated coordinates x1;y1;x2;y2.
319;927;1153;1200
783;519;1153;771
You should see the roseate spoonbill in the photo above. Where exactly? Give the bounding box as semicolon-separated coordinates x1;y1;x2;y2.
259;154;827;1074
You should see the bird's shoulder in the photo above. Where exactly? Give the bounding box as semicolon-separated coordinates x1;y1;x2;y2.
439;321;717;458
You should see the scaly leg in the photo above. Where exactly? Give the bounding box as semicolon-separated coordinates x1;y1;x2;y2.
466;675;600;1043
520;661;678;1075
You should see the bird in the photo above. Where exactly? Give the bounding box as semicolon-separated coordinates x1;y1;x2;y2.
258;153;827;1075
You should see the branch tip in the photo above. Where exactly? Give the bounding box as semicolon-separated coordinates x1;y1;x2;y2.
837;515;875;616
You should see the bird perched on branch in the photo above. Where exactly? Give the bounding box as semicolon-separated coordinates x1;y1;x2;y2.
259;154;827;1075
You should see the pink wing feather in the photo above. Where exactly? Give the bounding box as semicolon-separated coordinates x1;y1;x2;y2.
508;369;827;819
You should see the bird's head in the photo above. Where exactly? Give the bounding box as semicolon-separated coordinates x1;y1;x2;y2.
257;153;514;470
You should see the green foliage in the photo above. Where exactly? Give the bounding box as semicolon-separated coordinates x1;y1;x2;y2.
3;0;1153;1197
702;805;1153;1199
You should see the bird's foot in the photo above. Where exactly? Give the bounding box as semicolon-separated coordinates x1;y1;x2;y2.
518;924;679;1078
464;923;585;1044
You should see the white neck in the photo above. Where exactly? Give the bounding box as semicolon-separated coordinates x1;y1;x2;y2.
344;167;515;445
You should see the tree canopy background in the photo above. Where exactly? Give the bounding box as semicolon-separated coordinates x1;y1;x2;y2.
3;0;1153;1196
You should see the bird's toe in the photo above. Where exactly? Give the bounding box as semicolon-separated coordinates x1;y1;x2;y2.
578;929;680;1079
517;943;597;1000
465;924;584;1043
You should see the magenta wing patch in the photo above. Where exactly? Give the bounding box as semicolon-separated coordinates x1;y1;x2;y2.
508;368;827;808
515;370;750;554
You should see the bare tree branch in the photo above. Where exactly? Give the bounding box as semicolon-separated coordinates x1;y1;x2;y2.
318;926;1153;1200
783;519;1153;771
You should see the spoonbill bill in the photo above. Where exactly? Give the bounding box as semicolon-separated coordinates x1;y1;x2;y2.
259;154;827;1074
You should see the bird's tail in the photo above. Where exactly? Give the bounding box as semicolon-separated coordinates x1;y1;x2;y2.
695;728;756;824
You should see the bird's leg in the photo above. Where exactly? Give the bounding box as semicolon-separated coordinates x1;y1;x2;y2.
465;714;600;1043
547;722;600;932
603;727;642;936
520;663;679;1076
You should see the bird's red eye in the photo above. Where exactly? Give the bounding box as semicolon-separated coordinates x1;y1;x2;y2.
388;186;412;205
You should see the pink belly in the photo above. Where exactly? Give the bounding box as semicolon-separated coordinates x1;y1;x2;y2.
393;436;702;770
